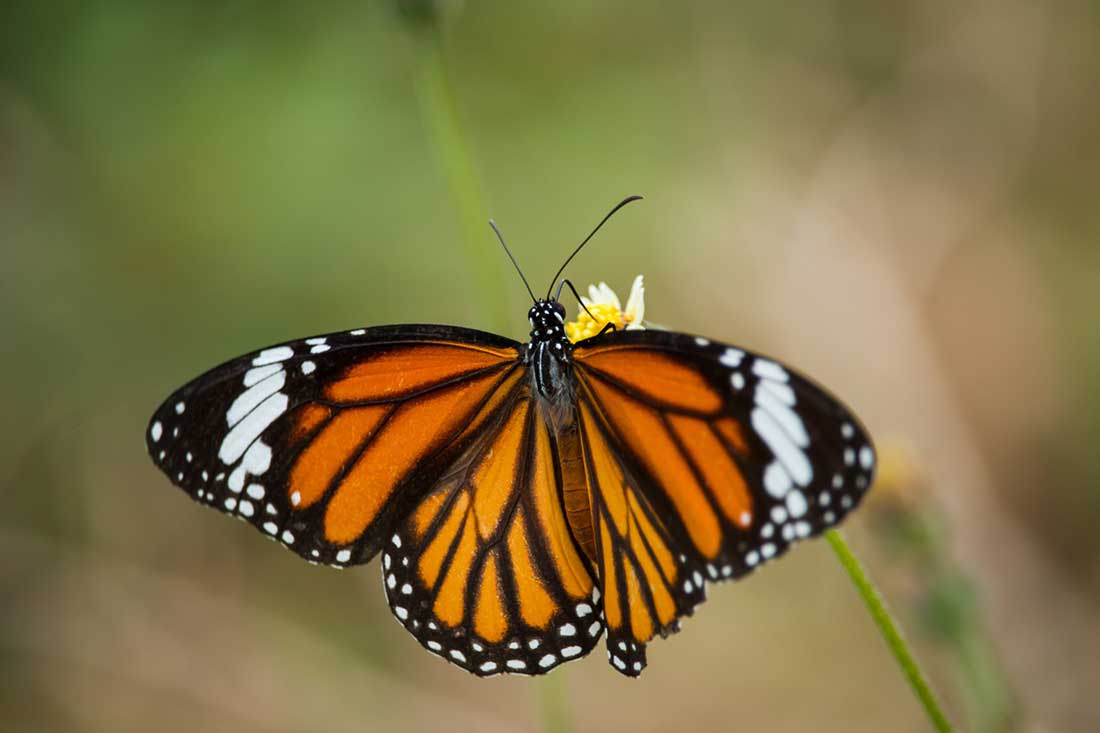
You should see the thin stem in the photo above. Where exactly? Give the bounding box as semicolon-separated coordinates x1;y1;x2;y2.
537;670;571;733
825;529;954;732
410;20;509;333
406;12;570;733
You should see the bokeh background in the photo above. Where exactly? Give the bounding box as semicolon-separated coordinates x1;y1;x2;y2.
3;1;1099;731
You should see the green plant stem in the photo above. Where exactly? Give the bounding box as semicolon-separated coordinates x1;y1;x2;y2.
406;14;568;733
826;529;953;732
537;670;571;733
410;21;509;333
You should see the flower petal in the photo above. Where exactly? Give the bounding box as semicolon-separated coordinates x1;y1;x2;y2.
597;282;621;310
624;275;645;325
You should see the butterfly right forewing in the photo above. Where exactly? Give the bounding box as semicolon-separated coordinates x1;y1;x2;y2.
571;329;876;676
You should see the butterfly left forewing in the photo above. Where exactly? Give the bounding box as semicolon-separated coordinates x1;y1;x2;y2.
572;329;876;676
146;325;522;568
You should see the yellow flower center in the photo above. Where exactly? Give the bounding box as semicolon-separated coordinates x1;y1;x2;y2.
565;303;629;342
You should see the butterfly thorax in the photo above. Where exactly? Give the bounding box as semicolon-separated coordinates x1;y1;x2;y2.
525;299;575;423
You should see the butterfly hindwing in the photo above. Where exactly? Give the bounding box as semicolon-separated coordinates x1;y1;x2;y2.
146;325;522;568
572;330;875;676
382;389;603;675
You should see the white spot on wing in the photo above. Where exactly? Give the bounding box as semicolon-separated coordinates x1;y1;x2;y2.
755;386;809;446
761;379;795;405
859;445;874;469
786;490;808;518
752;358;788;382
219;393;288;464
719;348;745;367
150;422;163;442
243;363;281;387
227;370;286;427
228;468;245;493
252;346;294;366
243;441;272;475
753;409;812;486
301;360;316;375
763;461;792;498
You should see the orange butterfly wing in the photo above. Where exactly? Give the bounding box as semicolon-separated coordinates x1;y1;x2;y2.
381;389;601;675
146;325;524;567
572;330;875;675
147;324;604;675
148;324;875;678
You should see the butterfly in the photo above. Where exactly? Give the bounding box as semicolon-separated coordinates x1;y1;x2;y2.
146;197;875;677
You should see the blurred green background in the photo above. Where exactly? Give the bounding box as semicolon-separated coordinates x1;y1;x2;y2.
3;1;1099;731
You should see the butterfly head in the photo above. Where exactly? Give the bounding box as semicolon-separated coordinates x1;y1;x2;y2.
527;299;568;345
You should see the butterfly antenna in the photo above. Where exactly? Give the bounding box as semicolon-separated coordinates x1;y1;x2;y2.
490;219;537;303
546;195;644;299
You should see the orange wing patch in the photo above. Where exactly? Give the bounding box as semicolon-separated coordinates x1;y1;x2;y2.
474;555;507;643
575;347;723;413
291;403;332;442
580;400;686;666
381;398;602;676
288;405;389;510
508;508;557;629
326;343;514;402
323;370;504;545
583;380;723;558
667;413;753;529
471;402;529;539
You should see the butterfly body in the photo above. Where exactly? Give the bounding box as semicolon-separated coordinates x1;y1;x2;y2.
524;299;578;434
147;297;875;677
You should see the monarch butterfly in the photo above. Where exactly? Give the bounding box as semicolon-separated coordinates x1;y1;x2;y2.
146;196;875;677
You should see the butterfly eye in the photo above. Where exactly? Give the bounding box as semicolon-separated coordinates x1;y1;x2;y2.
552;302;566;320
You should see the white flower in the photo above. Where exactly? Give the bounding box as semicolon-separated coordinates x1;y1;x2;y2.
565;275;646;342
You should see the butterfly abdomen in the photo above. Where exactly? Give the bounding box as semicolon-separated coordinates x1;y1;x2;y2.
555;421;598;564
